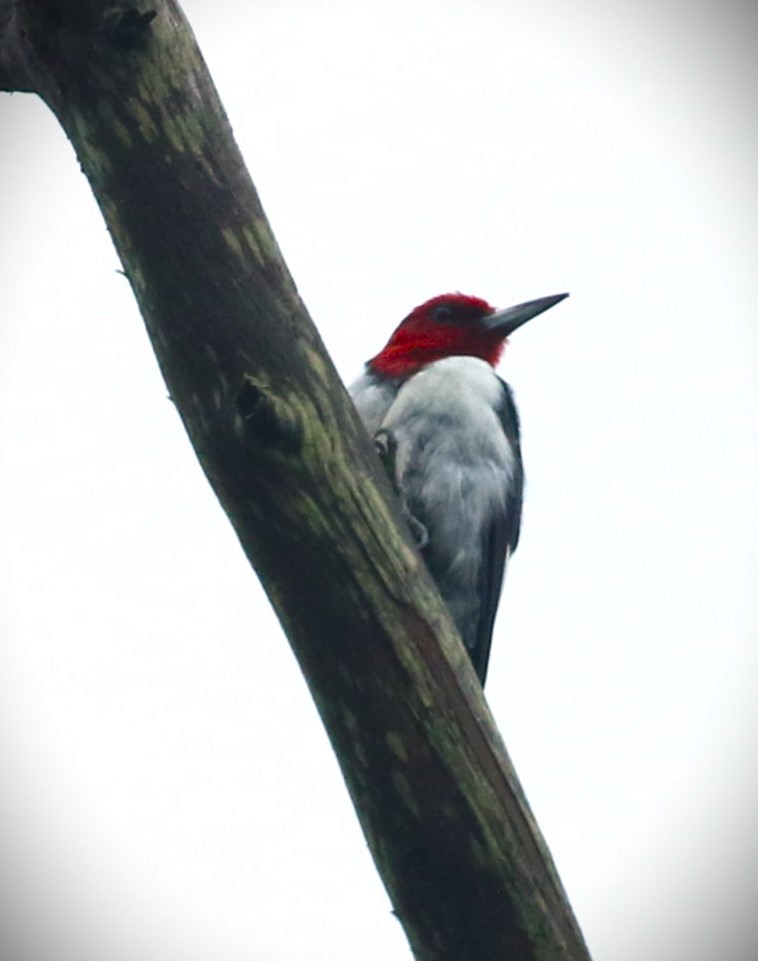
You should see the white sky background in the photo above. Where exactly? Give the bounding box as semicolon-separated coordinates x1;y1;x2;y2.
1;1;757;959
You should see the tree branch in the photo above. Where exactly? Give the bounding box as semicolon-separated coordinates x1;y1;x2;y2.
0;1;33;90
1;2;592;959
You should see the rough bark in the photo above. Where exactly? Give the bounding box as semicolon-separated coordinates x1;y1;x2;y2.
0;3;592;960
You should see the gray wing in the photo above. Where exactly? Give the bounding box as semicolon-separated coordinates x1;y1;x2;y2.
349;368;402;436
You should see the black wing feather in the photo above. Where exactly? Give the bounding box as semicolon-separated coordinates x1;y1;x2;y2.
470;380;524;684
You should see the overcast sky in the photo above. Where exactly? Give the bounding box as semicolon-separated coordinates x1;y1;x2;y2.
2;1;757;959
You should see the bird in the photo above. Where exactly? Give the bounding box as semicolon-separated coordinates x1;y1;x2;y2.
350;291;567;684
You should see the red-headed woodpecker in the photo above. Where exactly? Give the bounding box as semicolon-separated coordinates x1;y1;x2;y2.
350;292;568;684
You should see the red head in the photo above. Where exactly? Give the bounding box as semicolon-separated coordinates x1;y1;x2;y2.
369;292;568;378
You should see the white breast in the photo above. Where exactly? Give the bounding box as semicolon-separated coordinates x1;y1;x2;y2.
379;357;517;489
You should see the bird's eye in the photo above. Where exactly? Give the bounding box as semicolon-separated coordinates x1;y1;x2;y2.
432;305;454;322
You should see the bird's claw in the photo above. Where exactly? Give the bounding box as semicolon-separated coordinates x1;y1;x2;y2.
406;512;429;549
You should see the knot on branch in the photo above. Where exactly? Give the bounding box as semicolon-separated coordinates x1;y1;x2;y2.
235;376;303;452
99;7;157;51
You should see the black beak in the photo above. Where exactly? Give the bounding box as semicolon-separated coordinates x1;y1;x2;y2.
481;292;569;337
